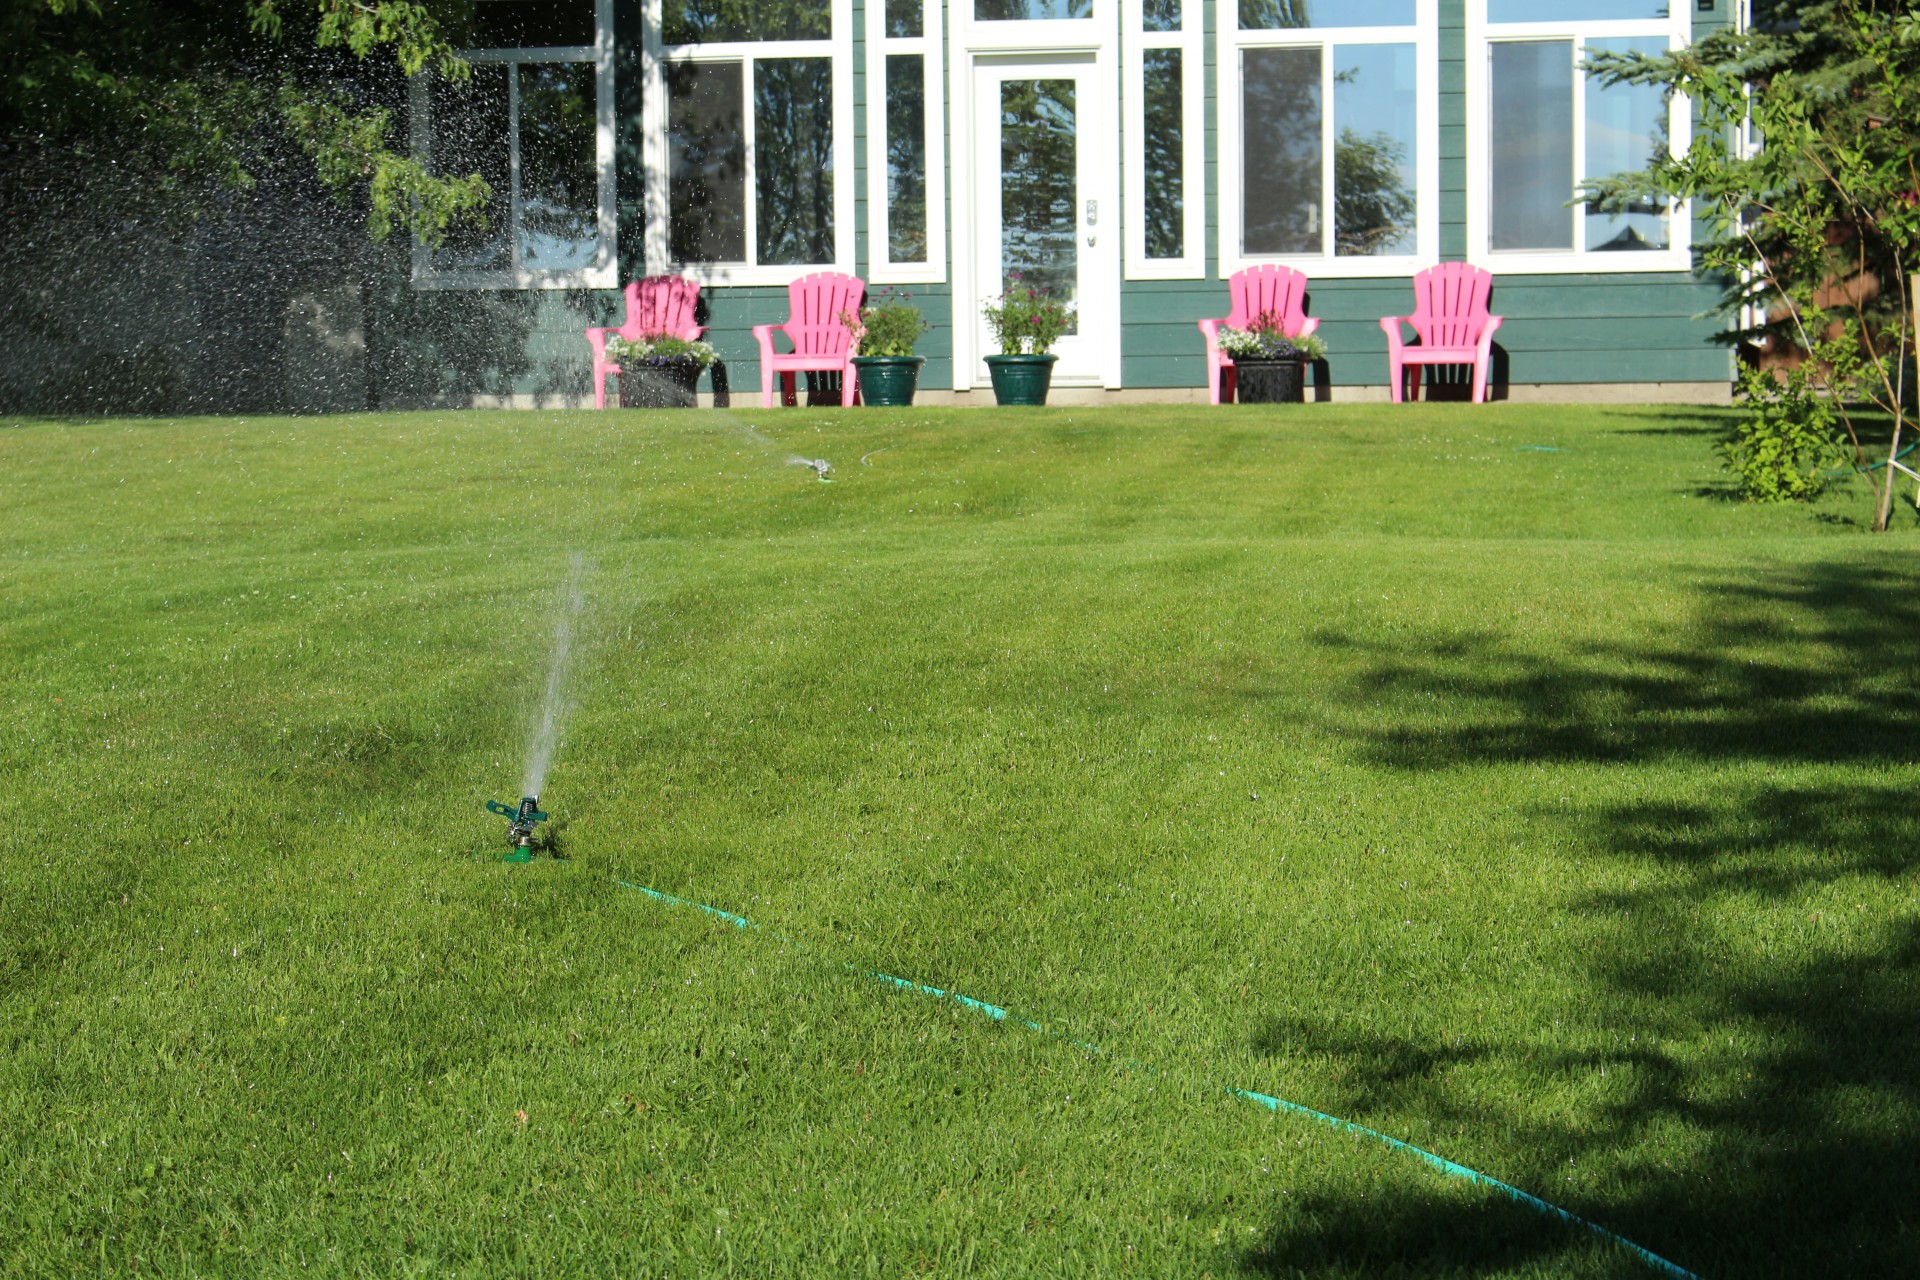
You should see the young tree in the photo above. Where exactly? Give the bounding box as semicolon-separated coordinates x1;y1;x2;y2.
1;0;490;245
1582;0;1920;529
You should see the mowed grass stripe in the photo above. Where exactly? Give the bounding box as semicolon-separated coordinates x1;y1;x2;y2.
1;405;1913;1277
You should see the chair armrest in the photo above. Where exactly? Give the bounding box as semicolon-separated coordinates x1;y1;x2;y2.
1296;316;1320;339
752;323;784;360
1378;316;1409;356
1478;315;1503;354
1198;318;1224;357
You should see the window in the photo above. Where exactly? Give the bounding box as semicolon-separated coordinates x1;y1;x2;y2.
642;0;854;282
411;0;616;290
1124;0;1204;277
865;0;946;283
1468;0;1690;272
1217;0;1436;278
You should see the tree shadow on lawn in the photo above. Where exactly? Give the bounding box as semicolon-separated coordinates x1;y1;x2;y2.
1240;560;1920;1278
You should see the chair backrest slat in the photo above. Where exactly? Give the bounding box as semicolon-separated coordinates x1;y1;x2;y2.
1408;263;1492;348
785;272;864;356
621;276;703;341
1227;265;1311;334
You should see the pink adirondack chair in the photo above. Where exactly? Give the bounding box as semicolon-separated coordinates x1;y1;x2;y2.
1197;265;1321;405
753;272;865;408
1379;264;1503;403
586;277;704;410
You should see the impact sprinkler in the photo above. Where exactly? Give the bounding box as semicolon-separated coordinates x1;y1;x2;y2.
807;458;833;482
486;795;548;861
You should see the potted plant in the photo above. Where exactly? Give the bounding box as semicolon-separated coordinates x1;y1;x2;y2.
1217;312;1327;404
981;277;1072;406
605;334;718;408
841;292;932;407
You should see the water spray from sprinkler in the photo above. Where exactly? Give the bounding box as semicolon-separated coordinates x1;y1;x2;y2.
487;795;548;859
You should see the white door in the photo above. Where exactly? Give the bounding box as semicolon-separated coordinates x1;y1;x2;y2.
970;55;1118;387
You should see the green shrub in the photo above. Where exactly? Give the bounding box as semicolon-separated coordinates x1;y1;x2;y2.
1723;363;1848;502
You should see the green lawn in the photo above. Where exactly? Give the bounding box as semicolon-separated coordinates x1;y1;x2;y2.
2;403;1915;1278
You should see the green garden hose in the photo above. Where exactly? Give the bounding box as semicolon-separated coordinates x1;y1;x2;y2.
610;877;1699;1280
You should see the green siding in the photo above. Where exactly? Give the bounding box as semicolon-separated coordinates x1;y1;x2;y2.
580;0;1735;401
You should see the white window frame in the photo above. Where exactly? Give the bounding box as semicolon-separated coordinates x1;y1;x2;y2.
865;0;947;284
1216;0;1438;281
1122;0;1204;279
410;0;617;291
1466;3;1692;274
641;0;856;285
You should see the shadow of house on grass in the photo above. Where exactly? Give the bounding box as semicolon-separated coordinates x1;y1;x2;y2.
1244;561;1920;1278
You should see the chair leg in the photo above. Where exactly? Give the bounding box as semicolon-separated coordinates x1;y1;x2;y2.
1387;357;1403;404
781;372;798;407
761;362;776;409
594;366;608;410
1471;358;1490;404
842;363;857;408
1209;357;1222;406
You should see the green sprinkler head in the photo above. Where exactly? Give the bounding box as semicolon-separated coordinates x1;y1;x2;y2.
808;458;833;482
486;795;548;858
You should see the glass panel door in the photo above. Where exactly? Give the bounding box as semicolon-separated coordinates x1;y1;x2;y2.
971;55;1115;386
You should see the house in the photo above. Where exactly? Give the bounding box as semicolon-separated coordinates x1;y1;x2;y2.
397;0;1736;407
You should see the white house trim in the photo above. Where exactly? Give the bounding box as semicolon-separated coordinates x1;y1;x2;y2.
864;0;949;285
1464;2;1693;275
640;0;857;286
410;0;618;291
948;3;1124;392
1121;0;1205;280
1215;0;1439;281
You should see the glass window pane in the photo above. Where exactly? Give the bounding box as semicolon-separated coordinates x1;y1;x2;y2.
1000;78;1078;330
469;1;593;49
667;60;746;263
1143;0;1181;32
885;55;928;263
975;0;1092;21
886;0;922;37
1142;49;1184;259
1489;0;1669;21
429;64;511;273
1585;36;1670;251
516;62;600;272
663;0;828;45
1242;46;1322;256
755;58;836;265
1238;0;1414;30
1489;40;1574;251
1332;42;1416;256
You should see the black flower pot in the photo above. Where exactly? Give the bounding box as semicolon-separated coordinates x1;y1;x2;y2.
618;359;704;408
1232;358;1306;405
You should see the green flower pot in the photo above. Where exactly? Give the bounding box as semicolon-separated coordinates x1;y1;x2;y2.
984;353;1057;406
851;355;925;407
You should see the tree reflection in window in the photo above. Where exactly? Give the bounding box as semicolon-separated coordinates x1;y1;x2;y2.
1238;0;1413;29
885;54;928;263
663;0;828;45
517;63;599;270
667;60;747;262
754;58;835;265
1000;77;1078;329
975;0;1092;21
1142;49;1184;259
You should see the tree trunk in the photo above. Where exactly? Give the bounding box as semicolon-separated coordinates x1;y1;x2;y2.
1871;267;1915;532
